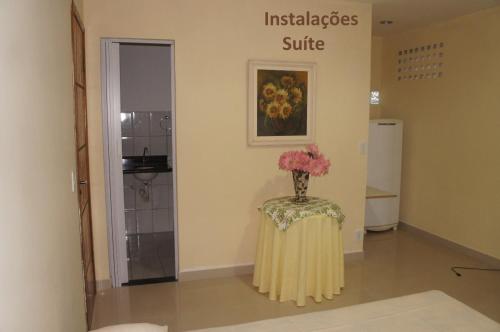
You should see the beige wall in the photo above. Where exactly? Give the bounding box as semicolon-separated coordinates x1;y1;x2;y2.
74;0;83;16
84;0;372;281
0;1;86;331
380;7;500;259
370;36;383;118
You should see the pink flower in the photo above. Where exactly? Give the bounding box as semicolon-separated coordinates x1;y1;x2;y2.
294;151;310;172
278;151;295;171
307;154;331;176
278;151;309;171
278;145;331;176
306;144;320;158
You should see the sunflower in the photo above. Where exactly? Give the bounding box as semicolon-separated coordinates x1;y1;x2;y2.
262;83;277;100
280;75;294;87
279;102;293;119
275;89;289;105
290;87;303;104
266;101;280;119
258;99;266;113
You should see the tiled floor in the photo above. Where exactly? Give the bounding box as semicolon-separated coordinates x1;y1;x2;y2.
93;228;500;331
127;231;175;281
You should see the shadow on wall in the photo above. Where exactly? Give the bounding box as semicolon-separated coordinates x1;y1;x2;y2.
236;174;291;264
249;174;291;219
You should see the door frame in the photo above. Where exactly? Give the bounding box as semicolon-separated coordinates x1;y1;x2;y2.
100;38;178;287
71;3;96;327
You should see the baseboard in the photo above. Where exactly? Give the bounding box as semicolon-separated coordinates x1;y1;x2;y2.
179;251;365;282
179;263;254;281
96;279;112;291
399;221;500;268
344;250;365;262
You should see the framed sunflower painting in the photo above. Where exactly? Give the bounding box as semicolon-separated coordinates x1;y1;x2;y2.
248;60;316;146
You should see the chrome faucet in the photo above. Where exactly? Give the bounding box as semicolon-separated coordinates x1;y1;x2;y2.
142;147;149;163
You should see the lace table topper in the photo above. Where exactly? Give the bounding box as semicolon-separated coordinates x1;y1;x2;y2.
262;196;345;231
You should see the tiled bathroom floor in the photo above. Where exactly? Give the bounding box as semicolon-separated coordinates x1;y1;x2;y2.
127;231;176;281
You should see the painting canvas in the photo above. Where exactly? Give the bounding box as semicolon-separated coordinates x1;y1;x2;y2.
248;61;316;145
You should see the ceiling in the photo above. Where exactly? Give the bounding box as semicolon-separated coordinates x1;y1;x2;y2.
356;0;500;36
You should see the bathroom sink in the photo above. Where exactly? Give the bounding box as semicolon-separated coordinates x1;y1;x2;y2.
133;172;158;182
133;165;158;182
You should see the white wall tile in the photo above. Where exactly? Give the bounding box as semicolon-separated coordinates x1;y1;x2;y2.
120;112;133;136
135;184;153;210
134;137;150;156
153;173;167;185
123;174;135;187
153;173;172;185
166;209;174;231
136;210;153;233
125;210;137;234
151;136;167;155
151;112;167;136
124;186;136;210
165;112;172;136
167;135;173;166
152;209;171;232
133;112;150;137
152;184;171;209
122;137;134;156
124;174;150;189
167;185;174;209
166;136;173;160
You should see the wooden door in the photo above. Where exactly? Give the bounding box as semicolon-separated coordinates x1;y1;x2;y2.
71;3;96;328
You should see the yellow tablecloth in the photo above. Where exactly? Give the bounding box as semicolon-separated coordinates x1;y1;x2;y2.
252;212;344;306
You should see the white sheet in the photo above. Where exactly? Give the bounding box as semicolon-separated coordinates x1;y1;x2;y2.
91;323;168;332
191;291;500;331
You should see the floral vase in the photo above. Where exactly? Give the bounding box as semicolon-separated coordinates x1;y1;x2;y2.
292;170;309;203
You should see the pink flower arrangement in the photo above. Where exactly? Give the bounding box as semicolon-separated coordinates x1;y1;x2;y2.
278;144;331;176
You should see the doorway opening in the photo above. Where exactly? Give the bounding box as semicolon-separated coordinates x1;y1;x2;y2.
101;39;178;287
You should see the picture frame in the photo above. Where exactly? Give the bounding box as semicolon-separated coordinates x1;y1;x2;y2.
248;60;316;146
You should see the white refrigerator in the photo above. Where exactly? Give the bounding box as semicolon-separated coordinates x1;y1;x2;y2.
365;119;403;231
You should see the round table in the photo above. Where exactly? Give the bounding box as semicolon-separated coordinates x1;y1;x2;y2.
252;196;345;306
